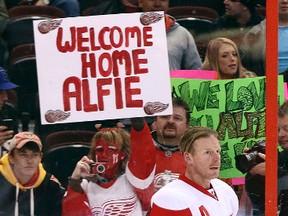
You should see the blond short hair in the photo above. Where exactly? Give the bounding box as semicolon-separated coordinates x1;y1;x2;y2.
179;126;218;154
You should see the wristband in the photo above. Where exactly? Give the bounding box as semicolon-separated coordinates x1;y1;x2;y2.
68;176;82;182
68;176;83;193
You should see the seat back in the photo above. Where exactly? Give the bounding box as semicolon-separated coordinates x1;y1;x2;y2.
80;0;125;16
10;43;36;65
177;18;215;61
8;5;65;19
42;144;91;188
4;6;65;51
45;130;95;151
177;18;214;42
42;130;95;188
8;44;38;125
4;18;39;51
167;6;219;21
4;6;65;127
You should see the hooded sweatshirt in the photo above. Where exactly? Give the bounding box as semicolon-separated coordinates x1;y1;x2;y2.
0;154;65;216
165;15;202;71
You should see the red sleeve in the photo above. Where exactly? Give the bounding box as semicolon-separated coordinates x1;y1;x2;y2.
134;182;155;211
149;203;192;216
127;121;156;211
62;187;92;216
128;121;155;179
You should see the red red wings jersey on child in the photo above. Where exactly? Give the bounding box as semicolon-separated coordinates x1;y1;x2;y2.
62;122;155;216
150;175;239;216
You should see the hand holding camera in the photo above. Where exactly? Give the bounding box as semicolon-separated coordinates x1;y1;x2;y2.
71;156;95;180
248;153;266;176
1;119;14;132
71;156;107;181
235;140;266;174
89;162;106;175
0;119;15;145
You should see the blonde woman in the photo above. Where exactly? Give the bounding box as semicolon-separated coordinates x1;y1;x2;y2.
203;37;256;79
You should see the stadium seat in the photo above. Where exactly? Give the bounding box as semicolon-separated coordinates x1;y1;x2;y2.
8;5;65;19
4;5;65;51
176;18;215;61
167;6;219;21
42;130;95;188
8;44;38;131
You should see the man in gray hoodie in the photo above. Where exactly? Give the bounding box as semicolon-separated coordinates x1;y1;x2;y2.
139;0;202;71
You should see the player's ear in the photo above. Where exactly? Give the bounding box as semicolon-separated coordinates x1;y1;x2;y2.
184;152;193;164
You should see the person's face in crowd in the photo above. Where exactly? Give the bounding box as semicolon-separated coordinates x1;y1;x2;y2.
139;0;169;13
224;0;245;17
0;90;8;110
279;0;288;21
94;138;125;180
185;135;221;188
218;43;238;79
278;114;288;151
154;106;188;145
9;148;42;183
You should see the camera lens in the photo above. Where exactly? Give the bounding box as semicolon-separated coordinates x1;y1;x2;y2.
235;140;266;174
245;152;258;162
235;150;260;173
96;164;105;173
235;154;251;173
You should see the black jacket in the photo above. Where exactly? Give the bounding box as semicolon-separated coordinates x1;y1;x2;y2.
0;154;65;216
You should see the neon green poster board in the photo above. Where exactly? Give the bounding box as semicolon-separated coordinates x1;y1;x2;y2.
171;76;284;178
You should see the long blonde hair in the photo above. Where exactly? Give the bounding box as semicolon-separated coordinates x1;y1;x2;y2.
202;37;244;79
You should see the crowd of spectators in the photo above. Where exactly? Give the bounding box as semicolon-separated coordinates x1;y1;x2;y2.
0;0;285;215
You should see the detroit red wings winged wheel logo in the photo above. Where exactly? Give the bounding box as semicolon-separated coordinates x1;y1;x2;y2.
144;101;169;115
38;19;62;34
45;109;70;123
140;12;164;26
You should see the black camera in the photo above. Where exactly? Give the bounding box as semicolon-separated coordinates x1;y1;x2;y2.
1;119;14;132
235;140;266;174
90;163;105;174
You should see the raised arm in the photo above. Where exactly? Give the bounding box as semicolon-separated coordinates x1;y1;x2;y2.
126;117;156;211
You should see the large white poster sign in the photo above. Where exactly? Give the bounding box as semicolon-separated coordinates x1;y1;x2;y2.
33;12;172;125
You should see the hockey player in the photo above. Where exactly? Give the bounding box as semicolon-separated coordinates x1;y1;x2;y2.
149;126;239;215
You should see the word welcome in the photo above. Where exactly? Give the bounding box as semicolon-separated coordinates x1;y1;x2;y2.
56;25;154;112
